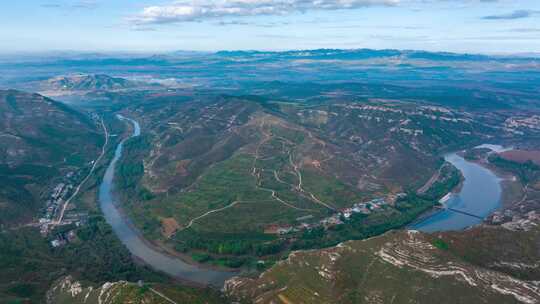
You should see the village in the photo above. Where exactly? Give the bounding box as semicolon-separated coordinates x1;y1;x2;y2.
264;193;407;235
38;113;106;247
37;171;90;247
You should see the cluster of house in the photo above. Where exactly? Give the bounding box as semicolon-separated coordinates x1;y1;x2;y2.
38;171;89;236
50;229;78;248
499;210;539;232
63;211;89;226
504;115;540;132
39;181;73;235
490;209;516;225
320;196;399;227
264;194;406;235
490;209;540;231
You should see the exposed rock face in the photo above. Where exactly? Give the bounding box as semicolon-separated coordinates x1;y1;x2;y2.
46;275;229;304
46;276;176;304
502;211;540;232
46;276;129;304
375;231;539;304
226;229;540;304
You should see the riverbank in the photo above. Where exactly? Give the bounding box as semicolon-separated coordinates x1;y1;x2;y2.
103;117;516;285
111;194;239;274
411;150;503;232
112;115;239;274
98;115;235;287
407;160;465;229
474;162;522;210
459;146;524;210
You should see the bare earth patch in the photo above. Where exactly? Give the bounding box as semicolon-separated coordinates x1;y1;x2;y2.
500;150;540;165
161;217;180;238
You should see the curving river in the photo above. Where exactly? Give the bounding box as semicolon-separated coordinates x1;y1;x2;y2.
98;115;235;287
99;114;508;284
412;145;509;233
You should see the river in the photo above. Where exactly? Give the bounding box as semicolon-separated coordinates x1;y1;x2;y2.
411;145;510;233
98;115;235;287
99;114;508;283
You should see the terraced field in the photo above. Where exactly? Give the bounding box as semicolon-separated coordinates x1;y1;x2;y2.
47;276;227;304
226;225;540;304
112;94;501;265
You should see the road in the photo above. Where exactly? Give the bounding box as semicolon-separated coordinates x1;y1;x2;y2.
149;287;179;304
54;117;109;225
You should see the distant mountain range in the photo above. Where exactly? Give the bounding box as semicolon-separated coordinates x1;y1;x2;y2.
214;48;496;61
2;48;538;69
43;74;141;91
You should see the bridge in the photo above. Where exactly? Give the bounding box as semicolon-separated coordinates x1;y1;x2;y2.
435;204;484;220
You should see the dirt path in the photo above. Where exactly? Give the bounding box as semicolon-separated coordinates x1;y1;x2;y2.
149;287;179;304
251;119;315;211
288;151;336;211
253;118;335;211
183;200;242;229
257;185;316;212
518;184;530;204
278;294;294;304
274;170;287;184
417;163;444;195
181;117;336;229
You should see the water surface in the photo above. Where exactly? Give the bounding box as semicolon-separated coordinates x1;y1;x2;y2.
98;115;235;287
412;150;503;233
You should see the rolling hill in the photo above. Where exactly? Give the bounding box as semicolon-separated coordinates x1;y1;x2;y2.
46;276;227;304
225;224;540;304
112;93;504;266
42;74;148;92
0;89;102;226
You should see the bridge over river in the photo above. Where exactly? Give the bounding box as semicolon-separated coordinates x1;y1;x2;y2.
412;146;505;233
435;204;484;220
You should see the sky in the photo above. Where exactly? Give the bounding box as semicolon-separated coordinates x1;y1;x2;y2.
1;0;540;54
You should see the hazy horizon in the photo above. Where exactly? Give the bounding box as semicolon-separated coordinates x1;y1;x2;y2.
1;47;540;58
2;1;540;54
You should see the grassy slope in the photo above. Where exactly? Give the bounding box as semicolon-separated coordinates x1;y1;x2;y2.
227;228;538;304
0;216;165;303
439;225;540;280
113;96;492;266
48;277;228;304
0;90;102;226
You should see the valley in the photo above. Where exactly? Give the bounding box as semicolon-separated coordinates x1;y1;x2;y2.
0;90;103;227
108;91;511;270
1;49;539;303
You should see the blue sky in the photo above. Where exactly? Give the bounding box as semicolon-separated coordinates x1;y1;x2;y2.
1;0;540;54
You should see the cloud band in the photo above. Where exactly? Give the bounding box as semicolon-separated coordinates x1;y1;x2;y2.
131;0;400;24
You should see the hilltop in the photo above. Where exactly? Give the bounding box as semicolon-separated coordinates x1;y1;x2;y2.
43;74;141;92
110;91;523;268
226;224;540;304
46;276;227;304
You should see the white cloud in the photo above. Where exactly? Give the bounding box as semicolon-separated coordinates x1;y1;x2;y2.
482;10;538;20
131;0;400;24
